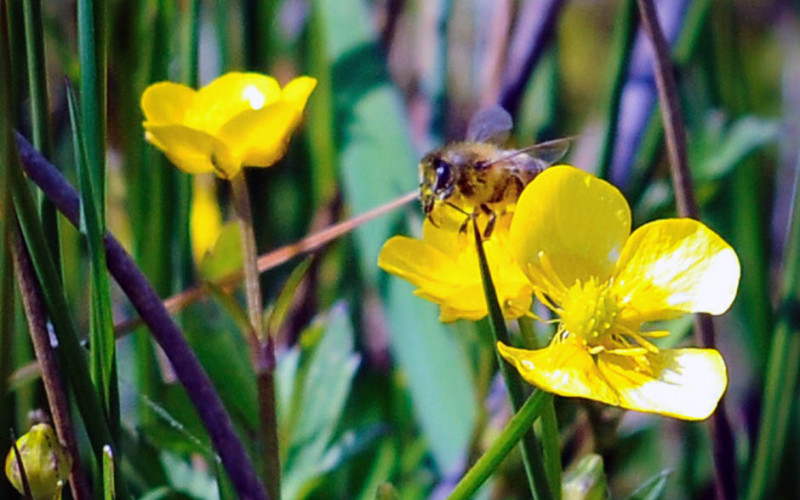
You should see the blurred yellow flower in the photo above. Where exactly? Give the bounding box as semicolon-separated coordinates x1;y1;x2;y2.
5;423;72;500
378;209;532;322
498;165;740;420
190;174;223;263
141;72;316;179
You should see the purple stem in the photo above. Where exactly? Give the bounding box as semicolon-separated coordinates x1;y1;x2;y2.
636;1;737;498
498;0;565;116
15;132;269;500
609;0;689;188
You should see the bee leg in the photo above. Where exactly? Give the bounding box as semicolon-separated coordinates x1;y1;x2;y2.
427;213;440;228
480;204;496;238
458;217;470;235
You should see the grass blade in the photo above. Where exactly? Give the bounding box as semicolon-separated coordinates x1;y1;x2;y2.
67;84;116;414
8;133;121;495
472;220;553;500
747;159;800;499
77;0;106;216
447;391;550;500
0;8;19;496
22;0;60;266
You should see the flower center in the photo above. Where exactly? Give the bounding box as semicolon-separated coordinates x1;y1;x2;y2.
559;277;619;345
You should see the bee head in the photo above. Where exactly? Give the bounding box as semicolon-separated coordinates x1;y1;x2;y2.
419;153;456;216
420;152;455;193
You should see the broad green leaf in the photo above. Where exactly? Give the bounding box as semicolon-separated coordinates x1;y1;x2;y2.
183;302;258;430
161;452;220;500
385;278;476;474
315;0;418;284
282;304;361;500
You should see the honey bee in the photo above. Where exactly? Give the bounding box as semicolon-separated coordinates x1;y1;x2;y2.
419;106;570;236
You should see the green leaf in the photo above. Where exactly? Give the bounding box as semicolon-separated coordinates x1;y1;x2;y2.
282;304;361;500
625;469;671;500
266;257;313;339
198;222;243;282
103;445;115;500
315;0;418;284
160;452;220;500
183;304;258;430
562;454;608;500
691;114;780;181
67;83;116;407
385;278;476;474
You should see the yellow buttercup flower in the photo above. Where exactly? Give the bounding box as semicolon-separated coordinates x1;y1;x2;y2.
5;424;72;500
378;209;533;322
498;165;739;420
141;72;316;179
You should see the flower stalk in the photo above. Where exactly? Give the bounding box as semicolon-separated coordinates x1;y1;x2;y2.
519;317;562;498
472;218;554;500
447;390;551;500
230;172;280;500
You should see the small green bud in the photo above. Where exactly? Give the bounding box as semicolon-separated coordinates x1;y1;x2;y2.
5;424;72;500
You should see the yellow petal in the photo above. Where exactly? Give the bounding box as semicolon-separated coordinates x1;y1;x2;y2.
282;76;317;111
510;165;631;292
216;101;300;168
378;232;532;322
185;72;282;133
421;216;470;254
378;236;464;296
190;175;223;263
613;219;741;322
140;81;195;124
498;341;621;404
143;124;239;177
597;348;727;420
497;342;727;420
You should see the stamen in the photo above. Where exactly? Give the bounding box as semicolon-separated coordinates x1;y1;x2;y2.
606;347;649;356
640;330;670;338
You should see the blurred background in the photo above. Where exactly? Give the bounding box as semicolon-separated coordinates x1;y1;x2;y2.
2;0;798;499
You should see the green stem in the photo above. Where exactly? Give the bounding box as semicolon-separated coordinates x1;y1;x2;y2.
472;220;553;500
447;391;551;500
230;173;265;341
230;172;280;500
518;317;561;499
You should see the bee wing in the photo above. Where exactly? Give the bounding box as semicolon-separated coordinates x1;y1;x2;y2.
466;105;513;143
519;137;572;165
490;136;573;168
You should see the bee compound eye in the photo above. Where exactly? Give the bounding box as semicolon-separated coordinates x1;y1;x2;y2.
433;159;453;191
